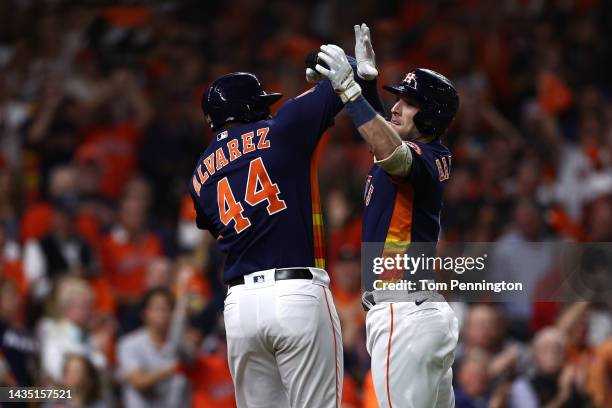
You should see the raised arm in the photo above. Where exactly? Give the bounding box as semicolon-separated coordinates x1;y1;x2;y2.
316;43;412;177
353;23;386;116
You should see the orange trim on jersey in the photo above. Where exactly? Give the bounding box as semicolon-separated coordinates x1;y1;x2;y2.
380;184;414;281
323;287;339;408
386;303;395;408
310;142;325;268
385;184;414;244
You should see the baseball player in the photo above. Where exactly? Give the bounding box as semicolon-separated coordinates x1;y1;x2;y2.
313;25;460;408
188;66;369;407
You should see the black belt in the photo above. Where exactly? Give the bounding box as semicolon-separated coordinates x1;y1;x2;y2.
227;268;313;288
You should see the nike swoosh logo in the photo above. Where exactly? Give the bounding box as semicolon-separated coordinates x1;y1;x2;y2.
415;298;429;306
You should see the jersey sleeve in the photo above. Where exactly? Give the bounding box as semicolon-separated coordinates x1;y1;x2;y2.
408;147;428;181
188;184;218;237
274;79;343;153
387;142;437;189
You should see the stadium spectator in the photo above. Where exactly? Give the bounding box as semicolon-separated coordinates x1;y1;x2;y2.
491;200;554;333
0;352;15;387
176;325;235;408
118;257;175;333
0;170;18;238
586;339;612;408
454;349;492;408
146;257;173;290
0;223;26;295
341;373;361;408
329;247;368;381
117;287;188;408
165;260;230;407
42;354;110;408
23;199;96;300
508;326;587;408
73;70;152;200
0;279;37;386
101;192;163;332
457;304;523;380
37;276;106;384
361;369;377;408
20;165;79;242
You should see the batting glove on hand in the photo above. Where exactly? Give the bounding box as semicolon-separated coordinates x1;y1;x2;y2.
316;44;362;104
354;23;378;80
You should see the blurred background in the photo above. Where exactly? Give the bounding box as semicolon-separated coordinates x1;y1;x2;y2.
0;0;611;407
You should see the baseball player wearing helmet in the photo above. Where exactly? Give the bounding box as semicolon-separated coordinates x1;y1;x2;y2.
314;24;460;408
189;66;372;407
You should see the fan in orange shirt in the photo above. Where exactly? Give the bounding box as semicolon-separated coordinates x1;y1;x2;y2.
77;121;141;200
330;248;365;350
75;69;152;200
0;224;26;295
362;369;378;408
21;165;78;242
20;165;104;248
178;328;236;408
587;339;612;408
101;196;163;303
341;373;361;408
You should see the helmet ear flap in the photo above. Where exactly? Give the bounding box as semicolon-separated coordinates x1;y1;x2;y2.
413;104;436;136
413;100;452;137
234;99;270;123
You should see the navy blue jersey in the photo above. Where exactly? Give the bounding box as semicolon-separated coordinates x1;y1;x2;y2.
189;80;342;283
362;139;451;246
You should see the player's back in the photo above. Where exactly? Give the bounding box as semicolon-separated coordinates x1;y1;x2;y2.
190;81;341;282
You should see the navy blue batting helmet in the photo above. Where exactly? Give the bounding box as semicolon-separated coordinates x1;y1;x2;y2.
202;72;282;130
383;68;459;137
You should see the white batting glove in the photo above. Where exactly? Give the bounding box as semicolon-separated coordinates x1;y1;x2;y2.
305;67;321;84
316;44;362;104
354;23;378;80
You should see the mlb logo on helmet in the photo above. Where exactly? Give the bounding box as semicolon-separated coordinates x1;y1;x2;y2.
253;275;265;283
402;72;418;89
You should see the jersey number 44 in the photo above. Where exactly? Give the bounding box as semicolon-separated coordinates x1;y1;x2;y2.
217;157;287;234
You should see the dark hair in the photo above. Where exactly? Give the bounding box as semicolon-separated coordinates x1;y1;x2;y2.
140;287;175;313
62;354;101;403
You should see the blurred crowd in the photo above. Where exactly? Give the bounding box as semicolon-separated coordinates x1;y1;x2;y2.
0;0;611;407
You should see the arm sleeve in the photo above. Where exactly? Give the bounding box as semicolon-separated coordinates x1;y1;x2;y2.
275;79;343;153
188;187;218;238
407;151;430;186
389;144;434;189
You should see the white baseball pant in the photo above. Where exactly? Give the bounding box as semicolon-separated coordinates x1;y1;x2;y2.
366;293;458;408
223;267;343;408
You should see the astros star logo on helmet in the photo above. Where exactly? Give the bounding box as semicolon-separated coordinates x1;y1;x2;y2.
403;72;418;89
